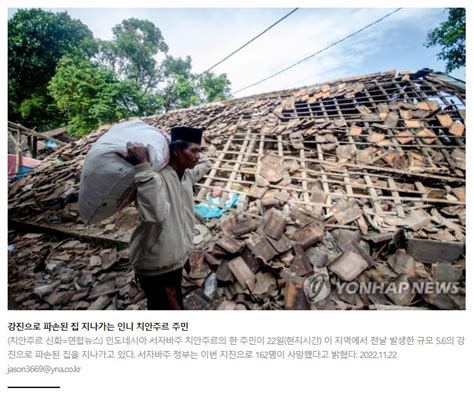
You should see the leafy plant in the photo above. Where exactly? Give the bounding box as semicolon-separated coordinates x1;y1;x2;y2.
425;8;465;73
8;8;95;130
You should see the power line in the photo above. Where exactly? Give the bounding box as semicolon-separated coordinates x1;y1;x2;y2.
232;8;403;96
195;8;299;79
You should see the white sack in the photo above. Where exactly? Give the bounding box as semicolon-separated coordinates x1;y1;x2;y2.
79;119;169;224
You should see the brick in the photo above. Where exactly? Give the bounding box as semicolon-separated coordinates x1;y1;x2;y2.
405;119;423;128
417;128;437;144
436;113;453;128
219;216;237;236
449;122;465;136
395;130;415;144
432;263;463;282
387;249;416;276
291;244;313;277
216;261;236;283
188;251;211;279
241;247;260;273
385;274;416;306
403;209;432;231
70;288;90;302
231;220;258;237
100;248;117;271
78;270;93;287
293;221;324;249
329;251;368;281
259;154;284;183
306;247;329;268
367;132;386;143
253;272;277;296
289;209;316;225
228;257;256;292
332;199;362;225
266;234;293;254
216;236;244;254
384;112;399;128
350;125;363;136
263;209;287;239
246;235;278;262
274;191;290;204
44;291;74;306
407;238;464;263
89;255;102;268
203;251;222;267
284;276;310;310
362;232;394;244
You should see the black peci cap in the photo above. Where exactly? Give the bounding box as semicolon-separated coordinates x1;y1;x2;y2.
170;126;204;145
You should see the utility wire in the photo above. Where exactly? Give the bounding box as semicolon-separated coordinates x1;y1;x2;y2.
232;8;402;95
195;8;299;79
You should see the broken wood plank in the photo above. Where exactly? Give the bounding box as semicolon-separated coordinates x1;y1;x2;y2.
387;178;405;218
228;257;256;292
9;219;128;249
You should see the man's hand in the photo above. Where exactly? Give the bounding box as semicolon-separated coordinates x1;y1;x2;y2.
116;142;150;166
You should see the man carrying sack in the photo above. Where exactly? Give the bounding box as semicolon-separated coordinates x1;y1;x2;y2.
117;126;212;309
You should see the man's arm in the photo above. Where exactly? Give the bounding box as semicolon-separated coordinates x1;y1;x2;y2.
117;142;170;224
134;163;170;224
188;153;212;185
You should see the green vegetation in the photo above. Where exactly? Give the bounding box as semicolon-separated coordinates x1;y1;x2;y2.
9;9;232;136
8;9;95;130
425;8;465;73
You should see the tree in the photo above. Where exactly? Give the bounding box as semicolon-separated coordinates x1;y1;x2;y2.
161;55;193;79
172;75;200;109
95;18;168;92
198;72;232;102
159;55;196;111
425;8;465;73
8;8;95;130
49;57;160;136
9;12;232;135
159;55;232;111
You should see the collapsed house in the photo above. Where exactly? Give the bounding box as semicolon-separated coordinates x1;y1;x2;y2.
8;122;76;180
8;69;466;310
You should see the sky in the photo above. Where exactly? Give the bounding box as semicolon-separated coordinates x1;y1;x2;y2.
6;7;467;99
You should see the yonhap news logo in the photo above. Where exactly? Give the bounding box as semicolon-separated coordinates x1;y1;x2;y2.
304;271;331;303
303;274;460;303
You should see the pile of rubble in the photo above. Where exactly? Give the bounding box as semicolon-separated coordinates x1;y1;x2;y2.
8;69;466;310
8;232;143;310
8;125;139;243
185;205;464;310
9;200;465;310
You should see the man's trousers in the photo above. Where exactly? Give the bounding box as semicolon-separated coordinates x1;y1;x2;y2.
137;268;184;310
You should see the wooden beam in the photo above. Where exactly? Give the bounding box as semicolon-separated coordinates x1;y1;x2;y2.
196;130;235;200
9;219;128;249
8;121;67;147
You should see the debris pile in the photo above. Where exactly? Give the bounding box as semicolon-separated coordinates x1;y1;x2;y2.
185;200;465;310
8;125;140;243
8;69;466;309
8;232;143;310
9;201;465;310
